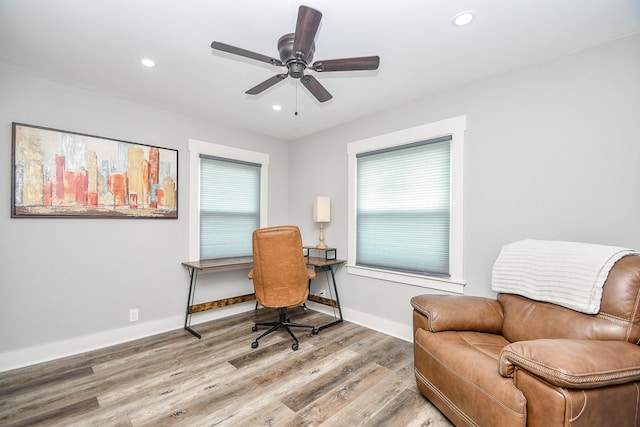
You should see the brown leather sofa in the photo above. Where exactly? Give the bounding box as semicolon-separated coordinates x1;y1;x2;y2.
411;255;640;427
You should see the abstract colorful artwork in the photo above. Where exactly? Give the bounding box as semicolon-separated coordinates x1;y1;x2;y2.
11;123;178;218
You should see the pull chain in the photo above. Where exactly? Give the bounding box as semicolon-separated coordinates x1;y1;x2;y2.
295;80;299;116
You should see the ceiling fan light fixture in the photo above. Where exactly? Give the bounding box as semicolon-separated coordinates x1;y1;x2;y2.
453;11;475;27
140;58;157;68
288;61;306;79
210;5;379;103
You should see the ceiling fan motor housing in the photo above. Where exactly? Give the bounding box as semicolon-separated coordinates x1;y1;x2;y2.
278;33;314;79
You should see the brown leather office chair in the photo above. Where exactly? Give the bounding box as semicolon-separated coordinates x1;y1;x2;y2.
248;225;318;351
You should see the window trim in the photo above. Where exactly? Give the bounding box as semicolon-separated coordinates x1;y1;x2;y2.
346;116;466;293
188;139;269;261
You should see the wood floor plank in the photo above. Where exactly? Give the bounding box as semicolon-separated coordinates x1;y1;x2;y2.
321;363;421;426
96;353;237;410
127;359;289;426
280;332;407;412
214;400;296;427
287;362;395;426
366;388;454;427
249;323;373;385
0;367;104;425
45;407;133;427
0;365;94;397
252;346;361;394
0;366;94;406
0;308;453;426
122;337;316;424
159;330;368;425
5;397;100;427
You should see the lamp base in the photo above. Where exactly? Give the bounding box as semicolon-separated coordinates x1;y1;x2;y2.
316;223;327;250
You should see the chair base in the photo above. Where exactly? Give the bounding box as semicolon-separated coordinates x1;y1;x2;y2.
252;307;318;351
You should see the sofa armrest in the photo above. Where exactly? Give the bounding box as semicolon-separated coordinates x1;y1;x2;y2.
499;339;640;389
410;295;503;333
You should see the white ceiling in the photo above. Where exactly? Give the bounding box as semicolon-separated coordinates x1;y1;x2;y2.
1;0;639;141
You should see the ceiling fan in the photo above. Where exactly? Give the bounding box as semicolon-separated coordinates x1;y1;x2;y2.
211;5;380;103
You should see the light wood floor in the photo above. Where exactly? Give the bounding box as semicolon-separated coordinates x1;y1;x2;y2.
0;308;453;426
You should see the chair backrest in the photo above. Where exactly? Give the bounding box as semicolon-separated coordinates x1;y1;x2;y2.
499;255;640;344
251;225;309;309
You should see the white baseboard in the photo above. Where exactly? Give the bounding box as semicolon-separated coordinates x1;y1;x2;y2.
0;301;411;373
306;301;413;343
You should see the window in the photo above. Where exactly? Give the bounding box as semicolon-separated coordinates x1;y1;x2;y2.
189;139;269;260
347;116;466;293
199;156;260;259
356;136;451;275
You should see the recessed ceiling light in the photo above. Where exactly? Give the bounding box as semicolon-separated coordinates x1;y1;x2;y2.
453;11;475;27
272;105;282;111
140;58;157;68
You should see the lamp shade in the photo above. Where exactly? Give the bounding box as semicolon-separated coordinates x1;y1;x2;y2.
313;196;331;223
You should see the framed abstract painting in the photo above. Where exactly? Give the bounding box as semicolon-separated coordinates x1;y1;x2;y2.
11;123;178;218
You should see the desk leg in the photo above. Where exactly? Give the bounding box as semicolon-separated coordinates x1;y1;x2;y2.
184;267;202;339
316;265;344;332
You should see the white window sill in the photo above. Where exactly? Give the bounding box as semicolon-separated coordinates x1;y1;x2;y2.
347;265;465;294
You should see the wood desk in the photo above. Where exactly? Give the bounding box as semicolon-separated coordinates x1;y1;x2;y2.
305;257;346;331
181;256;345;338
181;257;254;339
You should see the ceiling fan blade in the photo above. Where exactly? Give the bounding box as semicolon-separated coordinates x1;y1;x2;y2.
245;74;288;95
292;6;322;61
300;75;332;103
312;56;380;72
211;41;284;67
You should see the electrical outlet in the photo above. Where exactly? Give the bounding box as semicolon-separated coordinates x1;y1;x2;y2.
319;290;326;297
129;308;139;322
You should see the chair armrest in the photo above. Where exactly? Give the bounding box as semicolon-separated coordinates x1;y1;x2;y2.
307;267;316;280
410;295;503;333
499;339;640;388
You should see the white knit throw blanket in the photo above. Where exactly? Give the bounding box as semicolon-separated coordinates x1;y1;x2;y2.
491;240;637;314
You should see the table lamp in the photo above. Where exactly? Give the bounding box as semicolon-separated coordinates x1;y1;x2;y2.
313;196;330;249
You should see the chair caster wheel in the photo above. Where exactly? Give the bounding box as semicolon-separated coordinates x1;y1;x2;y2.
251;341;259;349
252;325;258;332
312;328;319;335
292;342;299;351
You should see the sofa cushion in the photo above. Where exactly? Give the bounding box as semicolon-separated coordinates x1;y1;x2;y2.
499;293;637;343
414;328;526;426
499;255;640;344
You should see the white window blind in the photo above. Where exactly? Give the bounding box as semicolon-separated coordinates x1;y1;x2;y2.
356;136;451;276
199;155;261;259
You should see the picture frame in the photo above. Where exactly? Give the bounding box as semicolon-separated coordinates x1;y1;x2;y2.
11;123;178;218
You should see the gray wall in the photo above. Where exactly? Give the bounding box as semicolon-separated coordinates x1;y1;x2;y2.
1;33;639;370
0;63;291;369
289;34;640;334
